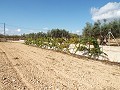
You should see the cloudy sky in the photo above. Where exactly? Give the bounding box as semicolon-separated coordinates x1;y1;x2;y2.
91;2;120;22
0;0;120;35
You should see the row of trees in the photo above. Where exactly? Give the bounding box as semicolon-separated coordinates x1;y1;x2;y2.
1;19;119;40
24;29;107;59
0;24;108;59
21;29;79;39
0;34;21;39
82;19;120;39
0;34;4;38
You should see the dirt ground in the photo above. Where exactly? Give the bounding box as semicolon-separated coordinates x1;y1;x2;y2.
0;42;120;90
102;46;120;62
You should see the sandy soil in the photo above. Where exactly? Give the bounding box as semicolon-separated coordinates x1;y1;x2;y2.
0;42;120;90
102;46;120;62
0;43;29;90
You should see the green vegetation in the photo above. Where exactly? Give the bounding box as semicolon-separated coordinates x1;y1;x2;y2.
21;29;79;39
83;19;120;44
24;29;107;59
2;19;120;59
75;37;107;59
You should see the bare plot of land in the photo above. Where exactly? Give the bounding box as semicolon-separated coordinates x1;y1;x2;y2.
102;46;120;62
0;42;120;90
0;44;29;90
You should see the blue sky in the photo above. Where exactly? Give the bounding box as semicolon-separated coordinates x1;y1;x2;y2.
0;0;120;35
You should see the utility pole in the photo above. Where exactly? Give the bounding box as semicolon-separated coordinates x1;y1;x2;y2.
4;23;5;36
4;23;6;41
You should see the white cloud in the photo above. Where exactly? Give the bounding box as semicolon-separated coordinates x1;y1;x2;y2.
17;29;21;32
27;30;38;34
6;28;9;31
71;30;82;35
0;31;4;34
76;30;80;33
91;2;120;21
0;28;9;34
43;27;48;30
76;30;82;35
0;28;23;35
29;30;34;33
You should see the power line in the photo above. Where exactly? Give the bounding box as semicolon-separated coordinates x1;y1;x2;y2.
6;24;41;30
0;23;4;29
1;22;42;30
0;22;48;36
0;23;4;24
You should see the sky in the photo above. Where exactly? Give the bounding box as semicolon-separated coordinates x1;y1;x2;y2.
0;0;120;35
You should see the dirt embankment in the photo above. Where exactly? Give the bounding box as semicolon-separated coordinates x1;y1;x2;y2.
0;42;120;90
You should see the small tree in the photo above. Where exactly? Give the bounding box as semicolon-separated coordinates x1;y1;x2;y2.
75;37;107;59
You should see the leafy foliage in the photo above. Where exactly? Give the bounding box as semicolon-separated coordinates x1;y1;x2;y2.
22;29;78;39
75;37;107;59
25;35;107;60
82;19;120;44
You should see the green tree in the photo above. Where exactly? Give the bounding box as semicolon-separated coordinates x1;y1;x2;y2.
82;22;93;37
49;29;70;38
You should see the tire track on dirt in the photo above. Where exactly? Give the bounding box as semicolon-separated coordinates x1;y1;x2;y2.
1;43;72;89
13;43;93;89
1;42;120;90
0;45;30;90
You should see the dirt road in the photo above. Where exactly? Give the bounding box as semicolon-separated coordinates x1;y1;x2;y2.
0;42;120;90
